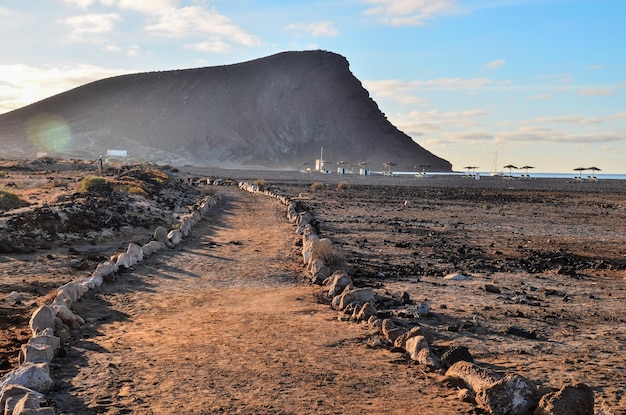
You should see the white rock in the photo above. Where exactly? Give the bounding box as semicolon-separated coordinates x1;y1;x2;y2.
29;306;56;336
0;363;53;392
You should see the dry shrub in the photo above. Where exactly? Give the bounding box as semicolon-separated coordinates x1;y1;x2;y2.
253;179;267;191
337;181;348;190
77;176;108;192
0;171;6;178
0;189;29;211
310;182;323;191
129;186;149;197
314;242;345;270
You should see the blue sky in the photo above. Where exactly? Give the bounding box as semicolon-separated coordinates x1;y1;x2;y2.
1;0;624;173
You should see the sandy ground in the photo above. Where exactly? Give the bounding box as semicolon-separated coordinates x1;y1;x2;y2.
1;163;625;414
46;187;471;414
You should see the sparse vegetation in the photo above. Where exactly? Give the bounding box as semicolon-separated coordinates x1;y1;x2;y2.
314;242;345;270
253;179;267;190
0;171;6;178
337;181;348;190
0;189;29;211
311;182;323;191
128;186;149;197
77;176;108;193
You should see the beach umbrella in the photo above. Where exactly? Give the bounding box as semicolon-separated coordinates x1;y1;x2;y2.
503;164;518;175
588;166;601;178
520;165;534;174
463;166;478;175
415;164;431;173
573;167;586;178
383;162;396;173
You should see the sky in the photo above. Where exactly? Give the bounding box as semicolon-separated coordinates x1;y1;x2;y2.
1;0;625;174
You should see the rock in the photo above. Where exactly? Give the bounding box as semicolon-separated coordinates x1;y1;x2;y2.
19;343;55;364
9;391;55;415
326;271;353;297
441;346;473;368
153;226;170;245
458;388;475;403
127;242;143;262
93;260;117;278
476;373;541;415
0;362;53;393
311;266;331;285
356;302;377;322
533;383;594;415
444;273;472;281
0;385;47;415
485;283;501;294
115;252;133;269
53;304;85;329
405;335;430;360
55;281;84;307
141;242;156;257
382;318;408;344
416;348;442;370
393;326;423;349
168;229;182;245
29;306;56;336
335;287;374;310
27;335;60;354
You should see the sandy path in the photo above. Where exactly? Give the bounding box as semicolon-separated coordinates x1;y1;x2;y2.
49;187;471;415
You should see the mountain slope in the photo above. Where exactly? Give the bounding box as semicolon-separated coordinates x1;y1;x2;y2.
0;50;451;171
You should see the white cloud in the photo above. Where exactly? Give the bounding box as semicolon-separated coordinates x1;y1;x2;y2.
0;64;131;114
589;63;605;70
529;115;602;125
60;13;121;35
145;6;261;48
485;59;505;70
578;88;614;96
364;77;492;103
363;0;461;26
127;44;140;56
60;0;96;9
102;0;178;15
284;21;340;37
525;94;551;100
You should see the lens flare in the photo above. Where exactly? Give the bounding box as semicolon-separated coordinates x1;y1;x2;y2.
26;112;72;153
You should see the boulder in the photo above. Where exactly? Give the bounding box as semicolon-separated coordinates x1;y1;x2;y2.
0;385;46;415
115;252;133;269
326;271;353;297
335;287;374;310
56;282;84;306
141;242;156;257
416;348;442;370
405;335;429;360
153;226;171;246
19;343;55;364
53;304;85;329
27;335;60;354
93;260;117;278
355;302;377;322
127;242;143;263
393;326;423;349
446;361;540;415
29;306;56;336
533;383;594;415
9;391;55;415
0;363;53;393
381;319;408;344
168;229;182;245
441;346;473;368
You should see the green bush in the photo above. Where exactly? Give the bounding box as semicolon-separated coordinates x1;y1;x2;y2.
128;186;149;197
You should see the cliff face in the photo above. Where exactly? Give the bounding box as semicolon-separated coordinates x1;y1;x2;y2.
0;50;451;171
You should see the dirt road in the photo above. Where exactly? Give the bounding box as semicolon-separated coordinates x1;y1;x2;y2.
48;187;471;415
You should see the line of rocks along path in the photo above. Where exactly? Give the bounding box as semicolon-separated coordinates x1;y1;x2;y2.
48;187;471;415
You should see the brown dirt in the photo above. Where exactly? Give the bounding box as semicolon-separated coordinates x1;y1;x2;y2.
1;163;625;414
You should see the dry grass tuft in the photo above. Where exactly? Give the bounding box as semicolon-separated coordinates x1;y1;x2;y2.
314;242;345;270
337;181;348;190
310;182;323;191
0;189;29;211
77;176;108;193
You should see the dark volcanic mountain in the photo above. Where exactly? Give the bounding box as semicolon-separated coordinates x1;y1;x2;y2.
0;50;451;171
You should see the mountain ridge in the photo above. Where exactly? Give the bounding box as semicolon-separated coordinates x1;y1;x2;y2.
0;50;452;171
